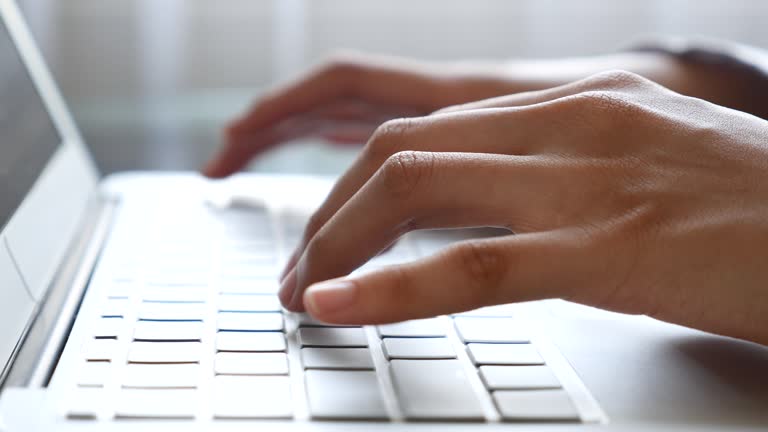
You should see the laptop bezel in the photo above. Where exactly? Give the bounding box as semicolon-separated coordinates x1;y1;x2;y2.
0;0;100;383
0;0;99;302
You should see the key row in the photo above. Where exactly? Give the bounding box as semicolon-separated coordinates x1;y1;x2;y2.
85;332;289;364
98;295;283;321
296;315;529;344
103;279;281;299
79;351;290;384
92;312;286;340
74;358;578;422
294;331;543;366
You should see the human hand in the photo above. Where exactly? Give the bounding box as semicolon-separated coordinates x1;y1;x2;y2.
202;53;520;177
279;70;768;346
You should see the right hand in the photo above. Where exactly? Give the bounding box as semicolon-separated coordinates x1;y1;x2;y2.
202;53;519;177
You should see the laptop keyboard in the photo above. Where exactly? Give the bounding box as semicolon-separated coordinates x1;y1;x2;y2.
58;199;599;423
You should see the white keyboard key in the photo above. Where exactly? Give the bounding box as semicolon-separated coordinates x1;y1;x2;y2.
217;312;284;331
115;389;197;419
454;317;529;343
214;352;289;375
138;302;207;321
382;337;456;359
122;364;199;388
106;280;134;298
480;365;561;390
467;343;544;365
494;390;580;421
222;238;274;250
298;327;368;347
220;249;276;263
220;266;279;280
133;320;203;341
305;370;388;420
413;229;476;255
297;313;355;327
128;342;202;364
142;287;208;303
213;375;292;419
144;259;210;274
93;317;123;339
301;348;374;370
218;280;279;294
219;258;276;271
145;272;208;286
77;361;111;387
216;331;286;352
378;318;446;338
390;360;484;420
221;240;274;252
67;388;104;420
100;298;129;317
83;338;118;361
218;294;281;312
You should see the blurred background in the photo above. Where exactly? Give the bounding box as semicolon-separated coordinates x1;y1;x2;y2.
16;0;768;176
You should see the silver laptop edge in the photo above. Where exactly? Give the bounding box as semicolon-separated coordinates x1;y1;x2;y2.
0;0;98;389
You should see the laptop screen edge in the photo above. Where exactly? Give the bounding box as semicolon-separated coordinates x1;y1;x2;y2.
0;0;99;377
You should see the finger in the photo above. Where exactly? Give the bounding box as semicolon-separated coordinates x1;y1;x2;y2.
302;231;592;324
284;151;568;311
203;116;336;176
234;56;450;132
279;215;398;284
312;100;422;124
204;111;392;177
283;72;647;270
279;103;567;282
204;55;451;177
203;101;422;178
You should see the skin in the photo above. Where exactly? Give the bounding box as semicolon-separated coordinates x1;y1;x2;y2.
204;53;768;346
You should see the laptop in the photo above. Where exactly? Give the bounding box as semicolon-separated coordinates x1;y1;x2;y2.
1;1;767;430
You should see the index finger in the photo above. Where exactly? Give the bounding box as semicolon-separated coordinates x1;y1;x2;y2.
234;54;452;133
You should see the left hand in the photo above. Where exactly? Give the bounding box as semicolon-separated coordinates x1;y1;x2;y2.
279;70;768;346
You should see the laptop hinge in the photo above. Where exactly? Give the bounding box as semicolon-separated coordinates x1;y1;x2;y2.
2;195;117;389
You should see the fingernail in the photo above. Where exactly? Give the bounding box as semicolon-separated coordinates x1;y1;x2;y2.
304;279;357;316
278;268;297;307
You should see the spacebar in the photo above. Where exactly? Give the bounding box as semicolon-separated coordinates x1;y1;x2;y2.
390;359;485;421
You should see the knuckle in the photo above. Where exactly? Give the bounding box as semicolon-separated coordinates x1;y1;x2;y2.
312;52;368;95
365;119;415;165
569;90;647;123
588;69;651;90
366;118;415;162
452;241;507;295
378;150;436;201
